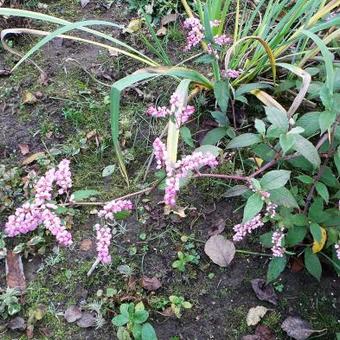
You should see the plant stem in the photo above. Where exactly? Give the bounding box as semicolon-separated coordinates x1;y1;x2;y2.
194;173;248;182
236;249;272;257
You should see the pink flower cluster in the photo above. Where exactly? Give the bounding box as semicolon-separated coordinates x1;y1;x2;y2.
335;243;340;260
98;199;133;221
233;214;264;242
4;159;73;246
95;199;133;264
153;138;218;206
42;209;72;246
214;34;232;46
95;224;112;264
55;159;72;195
146;93;195;128
271;228;285;257
183;17;204;51
222;69;242;79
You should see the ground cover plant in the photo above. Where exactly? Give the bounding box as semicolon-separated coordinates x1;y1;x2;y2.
0;0;340;339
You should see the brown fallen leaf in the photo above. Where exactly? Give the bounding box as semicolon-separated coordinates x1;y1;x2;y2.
8;317;26;331
208;217;225;236
281;316;316;340
291;257;304;272
76;312;95;328
156;27;167;36
64;305;82;323
161;13;178;26
79;239;93;251
204;235;235;267
22;152;45;165
38;72;49;86
158;307;174;317
251;279;278;305
141;276;162;291
255;325;275;340
5;251;26;293
80;0;90;8
0;69;11;76
246;306;268;326
18;144;30;156
22;91;37;105
124;19;142;34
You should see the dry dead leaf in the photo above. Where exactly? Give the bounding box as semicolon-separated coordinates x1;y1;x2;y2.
164;205;187;218
204;235;235;267
5;251;26;293
0;69;11;76
208;218;225;236
158;307;174;317
38;72;49;86
76;312;95;328
251;279;278;305
291;257;304;272
124;19;142;34
18;144;30;156
79;239;93;251
141;276;162;291
246;306;268;326
22;152;45;165
8;317;26;331
281;316;315;340
161;13;178;26
255;325;275;340
22;91;37;105
80;0;90;8
64;306;82;323
156;27;167;36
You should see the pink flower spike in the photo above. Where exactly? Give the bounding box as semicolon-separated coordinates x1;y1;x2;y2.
98;199;133;220
147;105;169;118
214;34;232;46
153;138;168;170
335;243;340;260
233;214;264;242
183;17;204;51
222;69;241;79
271;228;285;257
95;224;112;264
55;159;72;195
34;168;56;205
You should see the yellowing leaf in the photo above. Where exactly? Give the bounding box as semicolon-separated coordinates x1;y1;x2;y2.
312;227;327;253
124;19;142;34
22;90;37;104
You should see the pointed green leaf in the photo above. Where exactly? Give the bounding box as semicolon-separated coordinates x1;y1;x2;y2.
293;134;320;168
267;256;287;283
260;170;291;190
315;182;329;204
242;193;264;223
304;248;322;281
226;133;261;149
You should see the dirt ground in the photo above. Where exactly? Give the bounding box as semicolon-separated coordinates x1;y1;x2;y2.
0;1;339;339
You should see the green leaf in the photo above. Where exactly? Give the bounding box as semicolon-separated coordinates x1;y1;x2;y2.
319;111;336;135
319;86;334;111
285;226;307;247
214;80;229;113
226;133;261;149
304;248;322;281
267;256;287;283
260;170;291;190
201;127;228;145
117;327;132;340
102;164;116;177
119;303;130;316
71;189;100;202
194;54;215;64
195;145;221;157
310;223;322;243
141;323;157;340
242;193;264;223
279;134;295;154
255;119;266;134
223;185;249;198
293;134;320;168
335;148;340;176
265;107;288;131
112;314;129;327
180;126;194;147
287;127;305;135
260;232;273;248
296;175;313;184
211;111;229;126
296;112;320;137
268;187;299;208
315;182;329;204
8;303;21;315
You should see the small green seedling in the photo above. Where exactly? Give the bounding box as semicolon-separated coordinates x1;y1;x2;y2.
172;251;198;272
0;288;21;318
112;302;157;340
169;295;192;318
